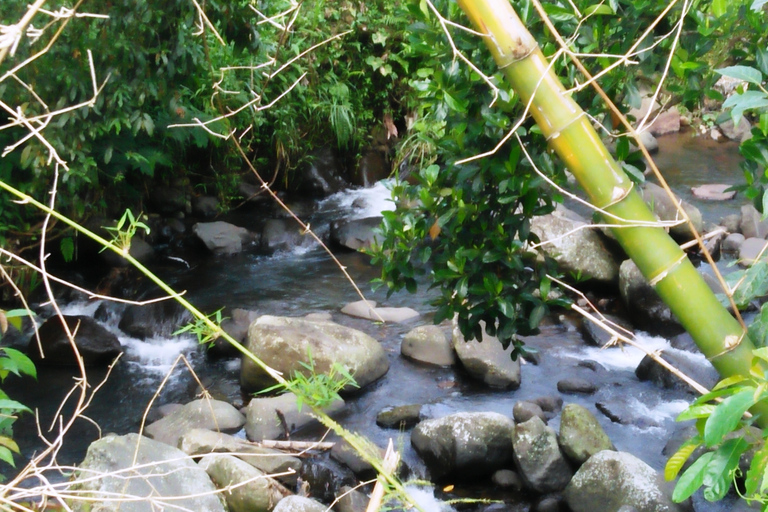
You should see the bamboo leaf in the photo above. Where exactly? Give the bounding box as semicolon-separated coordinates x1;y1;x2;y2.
673;452;714;502
704;389;757;447
665;436;702;481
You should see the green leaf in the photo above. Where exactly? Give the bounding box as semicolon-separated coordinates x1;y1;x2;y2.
703;437;750;501
584;4;614;15
711;0;727;17
0;446;16;467
60;237;75;263
746;437;768;496
723;91;768;125
0;348;36;380
704;389;758;447
716;66;764;86
665;437;702;481
673;452;714;502
0;399;31;415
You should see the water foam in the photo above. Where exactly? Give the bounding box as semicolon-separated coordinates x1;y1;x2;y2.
566;332;670;371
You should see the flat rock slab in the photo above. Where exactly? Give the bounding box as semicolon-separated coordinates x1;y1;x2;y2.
690;184;736;200
341;300;420;323
740;237;768;267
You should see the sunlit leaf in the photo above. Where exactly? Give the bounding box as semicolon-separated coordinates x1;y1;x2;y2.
716;66;764;86
704;389;758;447
673;452;714;502
665;437;702;481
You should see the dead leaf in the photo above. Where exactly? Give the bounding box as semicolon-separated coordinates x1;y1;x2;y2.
429;219;441;240
0;311;6;335
383;113;398;140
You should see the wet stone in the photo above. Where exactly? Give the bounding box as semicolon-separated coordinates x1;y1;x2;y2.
532;396;563;414
492;469;523;491
376;404;423;429
557;378;597;395
513;401;547;424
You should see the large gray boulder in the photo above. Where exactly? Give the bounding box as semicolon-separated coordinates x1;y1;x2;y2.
179;428;302;484
641;182;703;242
193;221;255;255
452;319;521;389
240;315;389;393
411;412;515;480
530;205;619;284
635;349;719;393
330;216;383;251
619;259;682;336
564;451;684;512
245;392;345;442
69;433;225;512
144;399;245;448
558;404;614;465
29;315;121;367
198;454;289;512
512;416;573;493
401;325;455;366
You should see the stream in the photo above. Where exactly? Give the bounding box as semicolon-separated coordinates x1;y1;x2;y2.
2;132;748;510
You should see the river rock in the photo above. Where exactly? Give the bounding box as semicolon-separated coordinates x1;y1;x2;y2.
101;237;155;267
513;401;547;424
635;349;719;393
376;404;423;429
212;308;260;358
557;377;597;395
28;315;121;366
294;146;349;197
619;259;682;336
145;399;245;447
740;204;768;239
179;429;302;484
740;237;768;267
330;216;383;251
274;496;327;512
411;412;515;480
690;184;736;201
118;300;193;339
452;319;521;389
261;219;312;253
330;438;383;476
299;456;357;502
492;469;523;490
199;453;289;512
245;392;345;442
512;416;573;494
564;450;683;512
194;221;255;255
641;182;703;242
530;205;619;284
581;313;634;347
69;433;225;512
722;233;745;253
718;114;752;143
240;315;389;393
401;325;455;366
335;485;370;512
192;195;219;218
558;404;614;465
341;300;420;323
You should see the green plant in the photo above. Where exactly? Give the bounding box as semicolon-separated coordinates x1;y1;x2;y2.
101;209;150;255
0;310;36;468
173;308;227;347
258;348;359;411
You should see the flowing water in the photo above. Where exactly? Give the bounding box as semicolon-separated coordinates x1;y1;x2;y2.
2;132;749;509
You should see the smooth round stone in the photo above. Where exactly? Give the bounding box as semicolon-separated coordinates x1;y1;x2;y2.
691;184;736;200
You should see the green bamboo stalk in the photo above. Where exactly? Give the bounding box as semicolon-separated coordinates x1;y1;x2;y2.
455;0;767;409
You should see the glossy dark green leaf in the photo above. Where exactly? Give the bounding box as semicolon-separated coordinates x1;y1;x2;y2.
704;389;759;447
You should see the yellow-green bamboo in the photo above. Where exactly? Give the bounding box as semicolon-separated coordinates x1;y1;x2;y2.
455;0;765;398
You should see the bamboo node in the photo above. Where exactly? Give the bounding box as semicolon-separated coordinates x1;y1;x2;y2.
496;42;538;69
648;253;686;287
602;182;633;210
708;332;745;361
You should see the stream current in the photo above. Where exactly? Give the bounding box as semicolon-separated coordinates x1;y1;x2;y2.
2;133;748;510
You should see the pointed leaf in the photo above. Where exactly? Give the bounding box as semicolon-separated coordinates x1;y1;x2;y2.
0;446;16;467
673;452;714;502
665;437;702;481
704;389;758;447
746;436;768;496
703;437;750;501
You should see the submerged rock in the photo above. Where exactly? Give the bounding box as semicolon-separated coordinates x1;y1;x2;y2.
118;300;193;339
411;412;515;480
240;315;389;393
635;349;719;394
70;433;225;512
330;216;383;251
